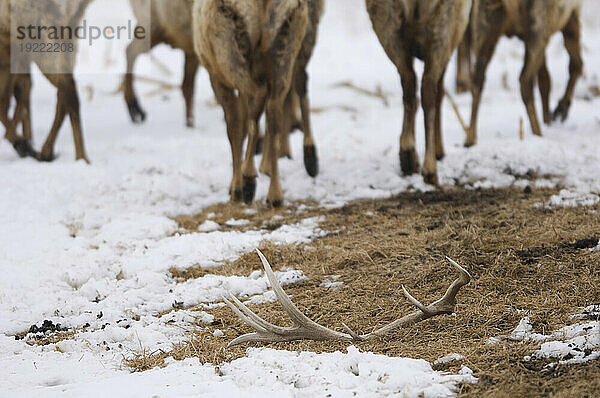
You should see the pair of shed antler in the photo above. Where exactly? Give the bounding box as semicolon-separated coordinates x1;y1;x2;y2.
223;250;471;346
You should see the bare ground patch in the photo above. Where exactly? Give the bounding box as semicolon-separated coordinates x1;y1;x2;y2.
130;186;598;396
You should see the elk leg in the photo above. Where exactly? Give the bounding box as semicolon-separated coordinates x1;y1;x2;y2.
277;91;293;159
467;29;502;147
0;72;17;144
520;42;546;137
259;123;273;176
422;62;446;186
295;67;318;177
264;40;299;207
64;76;89;163
538;56;552;124
17;74;33;142
40;90;67;162
265;95;284;207
41;74;89;162
290;92;303;132
182;52;199;128
10;75;36;158
435;70;446;161
456;33;472;94
553;12;583;122
124;27;163;123
242;90;266;204
211;77;244;202
398;52;419;175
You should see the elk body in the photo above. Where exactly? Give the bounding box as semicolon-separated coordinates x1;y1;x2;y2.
1;0;92;163
463;0;583;147
125;0;200;127
193;0;323;207
366;0;473;186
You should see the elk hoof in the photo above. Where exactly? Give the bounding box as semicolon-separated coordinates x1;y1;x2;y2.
186;117;194;128
266;198;283;208
12;139;36;158
464;139;476;148
303;145;319;178
242;176;257;204
400;150;420;175
76;154;91;164
254;136;263;155
37;150;56;162
543;112;552;125
436;152;445;161
127;99;147;124
552;99;571;123
423;172;439;186
231;188;243;203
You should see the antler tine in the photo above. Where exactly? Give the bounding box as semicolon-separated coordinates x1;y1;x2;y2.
361;258;471;340
256;249;340;332
224;250;353;346
229;292;284;333
224;293;310;346
401;285;431;315
432;257;472;307
342;323;365;341
222;295;269;333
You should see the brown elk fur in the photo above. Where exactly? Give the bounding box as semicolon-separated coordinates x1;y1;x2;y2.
0;26;34;157
366;0;473;185
1;0;92;162
125;0;200;127
193;0;323;207
463;0;583;147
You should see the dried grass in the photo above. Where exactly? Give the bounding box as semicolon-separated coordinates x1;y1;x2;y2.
131;186;600;396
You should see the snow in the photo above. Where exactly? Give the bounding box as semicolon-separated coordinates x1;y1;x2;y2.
1;344;476;398
1;0;600;396
320;275;344;289
489;314;600;366
545;189;600;208
434;353;465;366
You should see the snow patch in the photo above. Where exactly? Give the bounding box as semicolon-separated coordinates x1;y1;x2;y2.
489;315;600;365
434;353;465;365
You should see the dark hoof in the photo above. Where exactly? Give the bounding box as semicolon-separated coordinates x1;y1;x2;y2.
37;151;57;162
436;153;445;161
12;139;37;158
464;141;476;148
303;145;319;177
552;99;571;123
255;136;263;155
231;188;243;202
127;99;146;124
266;198;283;208
543;113;552;125
242;176;257;204
423;172;439;186
400;150;420;175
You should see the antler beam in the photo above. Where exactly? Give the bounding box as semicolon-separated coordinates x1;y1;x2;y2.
224;250;471;346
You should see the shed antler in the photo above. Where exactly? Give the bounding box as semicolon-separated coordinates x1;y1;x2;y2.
224;250;471;346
